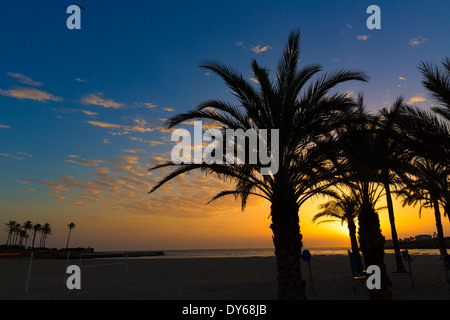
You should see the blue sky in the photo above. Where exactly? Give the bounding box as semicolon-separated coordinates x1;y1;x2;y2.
1;1;449;250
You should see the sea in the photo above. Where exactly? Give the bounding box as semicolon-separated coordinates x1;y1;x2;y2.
128;247;442;259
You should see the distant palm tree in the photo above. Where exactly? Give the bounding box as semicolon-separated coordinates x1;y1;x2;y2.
397;158;449;257
148;29;368;299
40;223;52;248
13;223;21;246
31;223;42;249
4;220;17;245
418;57;450;121
22;221;33;248
313;192;363;273
66;222;76;249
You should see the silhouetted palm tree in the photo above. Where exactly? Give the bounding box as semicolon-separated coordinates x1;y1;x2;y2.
148;29;368;299
31;223;42;249
21;221;33;248
376;98;415;273
40;223;52;248
313;192;363;273
397;157;448;257
66;222;76;249
4;220;17;245
419;57;450;121
329;97;392;299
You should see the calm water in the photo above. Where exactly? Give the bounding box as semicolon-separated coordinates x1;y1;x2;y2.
134;247;441;259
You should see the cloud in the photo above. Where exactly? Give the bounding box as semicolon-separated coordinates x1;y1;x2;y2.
80;110;98;116
0;87;62;102
129;136;165;146
66;158;105;167
81;93;124;109
407;96;426;104
7;73;43;86
86;118;154;135
399;77;406;81
0;151;33;160
121;149;147;154
356;35;371;41
0;125;10;129
346;24;353;29
236;41;244;47
249;77;259;84
250;45;272;54
102;138;111;144
75;77;87;83
142;103;157;109
409;37;428;46
86;121;124;129
163;108;175;112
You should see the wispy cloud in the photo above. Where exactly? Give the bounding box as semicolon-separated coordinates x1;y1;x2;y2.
75;77;87;83
407;95;426;104
0;87;62;102
0;151;33;160
7;72;43;86
86;118;154;135
80;110;98;116
81;93;124;109
409;37;428;46
399;76;406;80
250;45;272;54
0;124;10;129
356;35;371;41
121;149;147;154
249;77;259;84
346;24;354;29
66;158;105;167
163;107;175;112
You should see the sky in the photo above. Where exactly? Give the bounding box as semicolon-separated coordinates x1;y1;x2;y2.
1;0;450;251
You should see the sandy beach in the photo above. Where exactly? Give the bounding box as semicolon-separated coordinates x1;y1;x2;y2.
1;254;449;300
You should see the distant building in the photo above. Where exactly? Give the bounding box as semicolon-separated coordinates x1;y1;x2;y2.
415;235;432;241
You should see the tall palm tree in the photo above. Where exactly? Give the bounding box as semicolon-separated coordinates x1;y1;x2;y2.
376;97;415;273
4;220;17;245
418;57;450;121
329;98;393;299
313;192;363;273
397;158;448;257
40;223;52;248
31;223;42;249
148;29;369;299
66;222;76;249
22;221;33;248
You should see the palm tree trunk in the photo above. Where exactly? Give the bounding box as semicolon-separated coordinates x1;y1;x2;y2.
32;231;37;249
348;220;364;274
433;199;448;257
358;198;392;300
384;179;407;273
270;199;306;300
66;229;72;249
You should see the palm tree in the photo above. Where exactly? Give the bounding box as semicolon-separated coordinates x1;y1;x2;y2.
397;158;448;257
313;192;363;273
66;222;76;249
148;29;369;299
40;223;52;248
4;220;17;245
22;221;33;248
376;97;415;273
329;98;393;299
12;223;21;246
31;223;42;249
418;57;450;121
